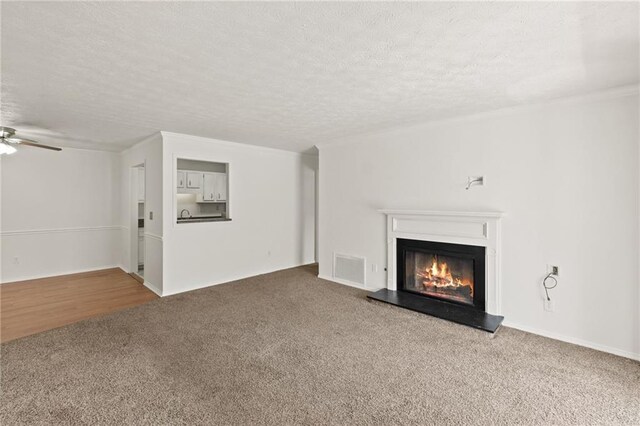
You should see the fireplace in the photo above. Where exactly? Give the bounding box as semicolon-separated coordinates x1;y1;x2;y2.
369;210;504;332
397;238;485;311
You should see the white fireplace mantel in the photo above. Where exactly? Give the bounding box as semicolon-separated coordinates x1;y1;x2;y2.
380;209;505;316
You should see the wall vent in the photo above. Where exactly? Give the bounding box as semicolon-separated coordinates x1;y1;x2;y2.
333;253;366;286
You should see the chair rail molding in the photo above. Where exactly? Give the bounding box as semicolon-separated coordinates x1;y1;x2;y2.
1;225;124;236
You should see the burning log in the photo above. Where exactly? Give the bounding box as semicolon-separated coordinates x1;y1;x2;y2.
416;257;474;298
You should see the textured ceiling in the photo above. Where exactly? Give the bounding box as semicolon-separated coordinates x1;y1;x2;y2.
1;2;638;152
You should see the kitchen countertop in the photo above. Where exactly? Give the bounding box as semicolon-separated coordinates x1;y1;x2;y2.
177;215;231;223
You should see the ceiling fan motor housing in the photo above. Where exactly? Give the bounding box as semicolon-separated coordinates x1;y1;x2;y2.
1;127;16;139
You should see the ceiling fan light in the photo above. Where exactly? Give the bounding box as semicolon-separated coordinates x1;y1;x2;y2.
0;141;17;155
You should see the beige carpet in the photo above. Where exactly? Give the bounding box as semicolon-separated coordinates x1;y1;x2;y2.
1;265;639;425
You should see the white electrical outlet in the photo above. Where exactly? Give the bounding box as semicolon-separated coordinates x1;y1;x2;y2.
544;299;554;312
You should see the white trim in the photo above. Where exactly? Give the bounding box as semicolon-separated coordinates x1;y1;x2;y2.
1;265;122;284
130;162;146;277
144;232;163;242
379;209;505;219
143;280;162;297
119;132;162;156
320;270;638;361
502;320;640;362
161;263;309;297
318;274;370;290
34;144;123;154
1;225;123;236
161;131;315;157
381;210;504;316
317;85;639;150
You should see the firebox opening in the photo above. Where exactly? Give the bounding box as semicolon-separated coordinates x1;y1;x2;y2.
397;239;486;311
405;251;475;305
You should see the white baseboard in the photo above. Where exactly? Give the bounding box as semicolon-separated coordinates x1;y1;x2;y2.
318;274;368;290
143;280;162;297
1;264;121;284
502;320;640;362
161;262;314;297
317;276;639;362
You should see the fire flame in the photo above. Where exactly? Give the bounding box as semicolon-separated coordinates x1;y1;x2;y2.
417;257;473;297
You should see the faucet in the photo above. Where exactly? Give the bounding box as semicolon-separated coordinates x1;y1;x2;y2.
180;209;191;219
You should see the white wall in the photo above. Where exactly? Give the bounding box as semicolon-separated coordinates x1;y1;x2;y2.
1;157;3;282
119;133;164;295
1;147;121;282
161;132;316;296
318;89;640;360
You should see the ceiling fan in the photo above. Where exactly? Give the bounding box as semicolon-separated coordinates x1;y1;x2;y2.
0;126;62;155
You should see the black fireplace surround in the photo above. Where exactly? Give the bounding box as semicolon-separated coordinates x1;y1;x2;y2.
397;238;486;311
368;238;504;332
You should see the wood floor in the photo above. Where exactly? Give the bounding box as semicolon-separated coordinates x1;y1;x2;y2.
1;268;158;343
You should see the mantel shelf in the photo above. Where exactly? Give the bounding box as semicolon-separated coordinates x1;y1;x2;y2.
378;209;505;218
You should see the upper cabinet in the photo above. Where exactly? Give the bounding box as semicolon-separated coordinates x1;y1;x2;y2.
202;172;227;201
177;171;185;189
202;173;215;201
186;172;201;189
176;170;204;194
213;172;227;201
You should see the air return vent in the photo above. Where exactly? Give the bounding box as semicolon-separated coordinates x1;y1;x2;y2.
333;253;366;286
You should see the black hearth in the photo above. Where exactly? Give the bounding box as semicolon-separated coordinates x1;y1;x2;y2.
368;238;503;332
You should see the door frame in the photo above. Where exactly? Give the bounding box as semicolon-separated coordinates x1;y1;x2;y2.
130;162;146;277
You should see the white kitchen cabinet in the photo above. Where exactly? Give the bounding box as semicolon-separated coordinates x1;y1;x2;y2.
177;171;185;189
186;172;201;189
201;172;226;202
213;172;227;201
202;173;216;201
202;173;227;201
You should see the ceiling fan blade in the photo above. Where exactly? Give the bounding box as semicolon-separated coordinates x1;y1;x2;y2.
4;137;62;151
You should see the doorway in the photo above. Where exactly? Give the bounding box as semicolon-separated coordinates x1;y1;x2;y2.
131;164;145;280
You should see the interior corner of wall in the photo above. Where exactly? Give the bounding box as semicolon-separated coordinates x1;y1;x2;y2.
159;131;174;142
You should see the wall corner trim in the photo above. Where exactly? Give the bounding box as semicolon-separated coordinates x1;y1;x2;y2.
143;280;163;297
